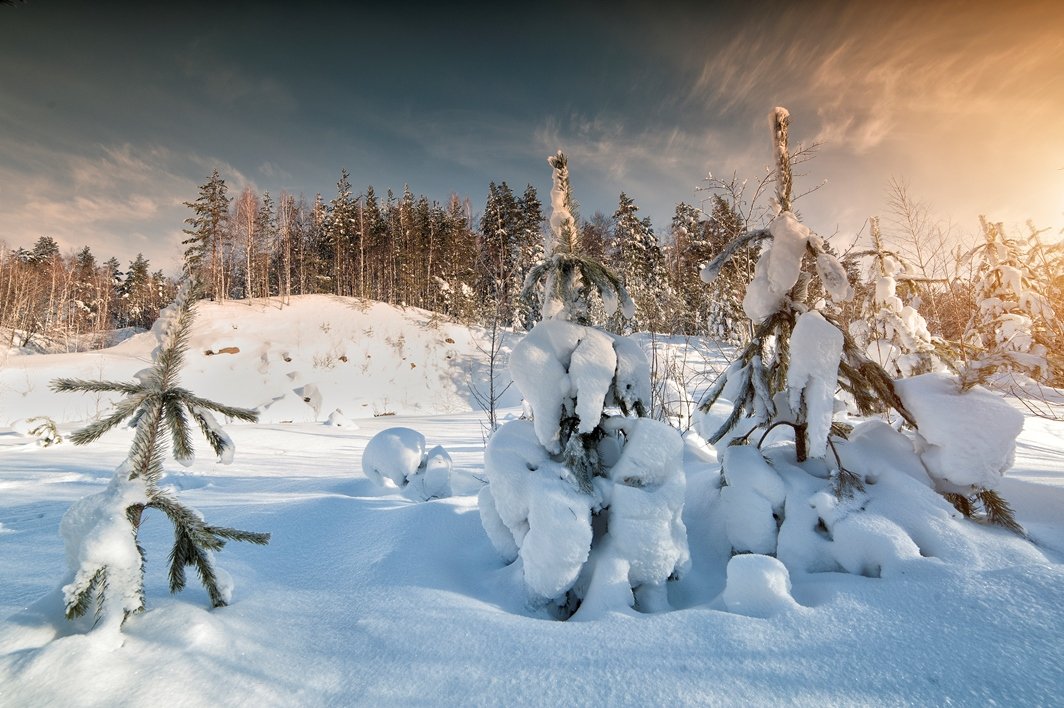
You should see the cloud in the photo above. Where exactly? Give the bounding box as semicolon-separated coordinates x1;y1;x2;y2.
0;140;256;271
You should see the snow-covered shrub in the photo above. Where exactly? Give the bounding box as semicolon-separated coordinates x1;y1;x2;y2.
847;217;940;378
362;427;451;501
12;416;63;447
960;217;1058;388
479;153;689;618
698;108;1025;590
51;280;268;631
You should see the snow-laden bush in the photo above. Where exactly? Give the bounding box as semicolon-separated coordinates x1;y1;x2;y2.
961;217;1059;387
847;217;940;378
12;416;62;447
479;153;689;618
362;427;451;501
698;108;1027;594
51;280;269;632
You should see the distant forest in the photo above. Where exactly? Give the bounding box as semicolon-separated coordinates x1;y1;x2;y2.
3;166;1062;393
1;168;753;349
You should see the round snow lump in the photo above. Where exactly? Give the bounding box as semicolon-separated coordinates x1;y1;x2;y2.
362;427;426;488
723;554;800;618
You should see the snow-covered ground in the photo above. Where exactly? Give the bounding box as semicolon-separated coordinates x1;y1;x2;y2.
1;295;1062;706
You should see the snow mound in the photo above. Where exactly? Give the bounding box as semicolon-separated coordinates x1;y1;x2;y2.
58;469;149;632
893;373;1024;491
723;554;799;618
361;427;451;500
716;419;1047;582
324;409;358;428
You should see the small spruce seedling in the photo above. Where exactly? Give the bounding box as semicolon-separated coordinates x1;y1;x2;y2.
52;279;268;628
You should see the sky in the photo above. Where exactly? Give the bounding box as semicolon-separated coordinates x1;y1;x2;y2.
1;0;1062;272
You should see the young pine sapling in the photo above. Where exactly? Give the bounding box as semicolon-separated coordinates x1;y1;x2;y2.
51;279;268;630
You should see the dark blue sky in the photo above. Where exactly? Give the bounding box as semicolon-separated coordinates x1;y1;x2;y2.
2;1;1061;271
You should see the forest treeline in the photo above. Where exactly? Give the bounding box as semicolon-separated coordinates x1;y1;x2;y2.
3;168;1063;389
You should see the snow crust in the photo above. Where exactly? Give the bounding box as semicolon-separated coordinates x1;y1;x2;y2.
893;373;1024;491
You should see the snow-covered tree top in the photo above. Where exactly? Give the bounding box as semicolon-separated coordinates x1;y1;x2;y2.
546;151;578;257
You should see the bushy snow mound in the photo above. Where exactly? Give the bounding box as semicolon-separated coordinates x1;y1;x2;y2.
480;421;593;600
362;428;451;501
481;416;690;613
715;420;1047;583
723;554;799;617
893;373;1024;491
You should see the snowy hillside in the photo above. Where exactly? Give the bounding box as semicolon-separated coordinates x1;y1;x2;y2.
0;295;524;426
1;295;1063;705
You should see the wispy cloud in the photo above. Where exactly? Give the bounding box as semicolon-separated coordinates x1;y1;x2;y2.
0;139;256;270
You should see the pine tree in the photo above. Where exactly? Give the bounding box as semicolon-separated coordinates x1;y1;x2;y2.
118;254;154;329
698;106;1020;539
512;185;545;329
699;108;901;463
608;192;671;332
51;280;268;630
477;182;519;323
521;152;634;326
322;170;357;297
480;152;688;618
182;170;231;301
847;216;940;378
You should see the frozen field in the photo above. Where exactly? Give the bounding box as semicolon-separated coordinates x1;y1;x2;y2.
1;296;1062;706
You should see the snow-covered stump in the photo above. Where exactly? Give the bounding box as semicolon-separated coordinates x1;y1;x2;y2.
362;427;452;501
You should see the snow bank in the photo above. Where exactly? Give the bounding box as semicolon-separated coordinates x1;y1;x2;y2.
893;373;1024;491
0;295;512;425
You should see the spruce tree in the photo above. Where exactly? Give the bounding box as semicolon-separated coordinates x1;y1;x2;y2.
480;152;688;618
51;280;268;629
699;107;1020;536
182;170;231;301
